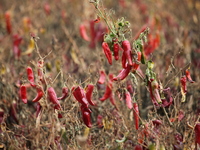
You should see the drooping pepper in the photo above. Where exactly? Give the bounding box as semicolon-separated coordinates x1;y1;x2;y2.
185;69;194;83
85;84;96;106
113;42;119;60
133;101;139;130
57;87;69;100
102;42;112;65
26;67;35;87
97;70;106;84
125;90;133;109
113;64;132;81
72;86;89;107
32;86;44;102
47;87;61;110
20;85;27;104
122;40;133;66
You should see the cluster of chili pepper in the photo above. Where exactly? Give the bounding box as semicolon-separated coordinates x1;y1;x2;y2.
72;84;95;128
79;19;108;48
98;71;117;109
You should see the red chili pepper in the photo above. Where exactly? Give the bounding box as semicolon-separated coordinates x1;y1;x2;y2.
79;24;91;42
121;52;127;68
133;102;139;130
125;90;133;109
32;86;44;102
113;43;119;60
195;123;200;147
85;84;96;106
102;42;112;65
72;86;89;107
180;75;187;94
98;70;106;84
185;69;194;83
89;20;96;48
47;87;61;110
113;64;132;81
4;11;12;34
26;67;35;87
20;85;27;104
122;40;133;66
132;51;142;72
99;83;112;101
57;87;69;100
82;110;92;128
133;24;148;40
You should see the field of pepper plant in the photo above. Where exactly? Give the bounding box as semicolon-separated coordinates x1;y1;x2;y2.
0;0;200;149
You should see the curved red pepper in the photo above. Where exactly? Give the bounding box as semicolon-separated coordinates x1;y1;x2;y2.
32;87;44;102
5;11;12;34
57;87;69;100
99;83;112;101
185;69;194;83
47;87;61;110
102;42;112;65
72;86;89;107
122;40;133;66
85;84;96;106
82;111;92;128
113;64;132;81
132;51;142;72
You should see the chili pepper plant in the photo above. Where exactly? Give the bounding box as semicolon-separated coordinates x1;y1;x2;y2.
0;0;200;149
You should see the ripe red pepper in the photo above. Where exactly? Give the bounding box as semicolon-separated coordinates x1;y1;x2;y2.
32;86;44;102
113;43;119;60
20;85;27;104
5;11;12;34
82;111;92;128
109;93;116;106
195;123;200;148
85;84;96;106
185;69;194;83
57;87;69;100
102;42;112;65
47;87;61;110
72;86;89;107
125;90;133;109
122;40;133;66
133;102;139;130
99;83;112;101
89;20;96;48
113;64;132;81
98;70;106;84
26;67;35;87
79;24;91;42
